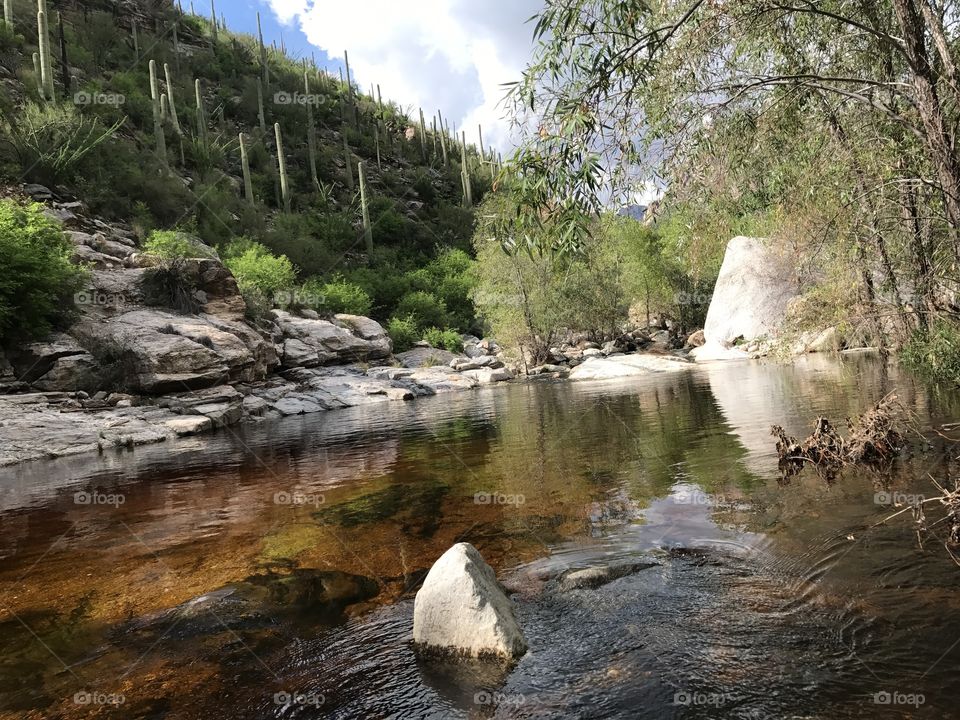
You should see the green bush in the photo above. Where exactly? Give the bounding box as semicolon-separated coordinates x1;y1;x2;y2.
395;290;449;330
143;230;216;259
423;327;463;353
387;315;419;353
0;200;86;342
223;238;296;303
302;277;373;316
901;320;960;386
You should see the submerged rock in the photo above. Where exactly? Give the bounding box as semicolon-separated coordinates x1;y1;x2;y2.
556;562;658;592
413;543;527;661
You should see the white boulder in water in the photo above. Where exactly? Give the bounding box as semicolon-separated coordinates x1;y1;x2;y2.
413;543;527;660
693;236;799;361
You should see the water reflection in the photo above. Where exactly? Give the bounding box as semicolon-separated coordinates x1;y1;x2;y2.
0;356;958;718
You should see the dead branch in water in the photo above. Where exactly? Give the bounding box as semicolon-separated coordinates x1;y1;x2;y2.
771;394;904;480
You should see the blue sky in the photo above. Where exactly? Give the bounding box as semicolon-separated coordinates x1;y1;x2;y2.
201;0;543;152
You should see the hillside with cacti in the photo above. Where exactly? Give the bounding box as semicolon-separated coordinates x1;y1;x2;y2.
0;0;500;346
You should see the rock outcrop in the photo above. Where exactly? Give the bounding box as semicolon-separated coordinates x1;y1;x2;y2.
413;543;527;660
692;236;799;361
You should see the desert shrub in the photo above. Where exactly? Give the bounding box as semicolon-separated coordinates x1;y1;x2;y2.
301;277;373;316
423;327;463;353
901;320;960;386
342;266;412;319
263;211;353;278
395;291;449;331
223;238;296;304
0;200;86;342
387;315;419;353
0;102;122;186
143;230;215;259
142;259;202;315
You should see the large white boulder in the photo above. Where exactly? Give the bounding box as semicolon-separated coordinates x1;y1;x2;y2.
413;543;527;660
692;236;799;361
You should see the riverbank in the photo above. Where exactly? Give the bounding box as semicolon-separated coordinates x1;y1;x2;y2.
0;347;701;467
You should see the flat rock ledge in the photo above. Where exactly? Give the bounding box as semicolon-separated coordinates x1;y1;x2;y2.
0;361;514;467
413;543;527;661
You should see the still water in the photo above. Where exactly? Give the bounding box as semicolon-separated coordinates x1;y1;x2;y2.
1;354;959;719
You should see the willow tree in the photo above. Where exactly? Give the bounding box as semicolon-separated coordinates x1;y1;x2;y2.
509;0;960;345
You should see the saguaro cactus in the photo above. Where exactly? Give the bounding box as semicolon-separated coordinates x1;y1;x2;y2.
164;63;182;135
274;123;290;213
344;49;358;129
209;0;217;42
437;113;449;169
239;132;255;205
418;108;428;161
460;131;473;207
149;60;167;164
342;133;354;191
194;78;206;144
37;4;54;101
256;77;267;133
304;69;319;190
256;12;269;89
358;161;373;256
131;20;139;61
32;53;42;97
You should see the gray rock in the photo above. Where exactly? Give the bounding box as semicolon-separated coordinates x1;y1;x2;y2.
413;543;527;660
568;354;691;381
272;310;391;366
556;562;657;591
394;347;460;368
461;367;513;384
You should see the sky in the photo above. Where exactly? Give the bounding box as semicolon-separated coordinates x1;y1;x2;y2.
213;0;544;154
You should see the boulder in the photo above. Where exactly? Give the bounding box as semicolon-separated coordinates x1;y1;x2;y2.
272;310;391;366
568;353;691;381
806;326;842;353
413;543;527;660
686;329;706;348
693;236;799;361
70;309;270;394
461;367;513;384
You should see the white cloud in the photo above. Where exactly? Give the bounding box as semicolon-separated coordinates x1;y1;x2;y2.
266;0;308;24
267;0;542;153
